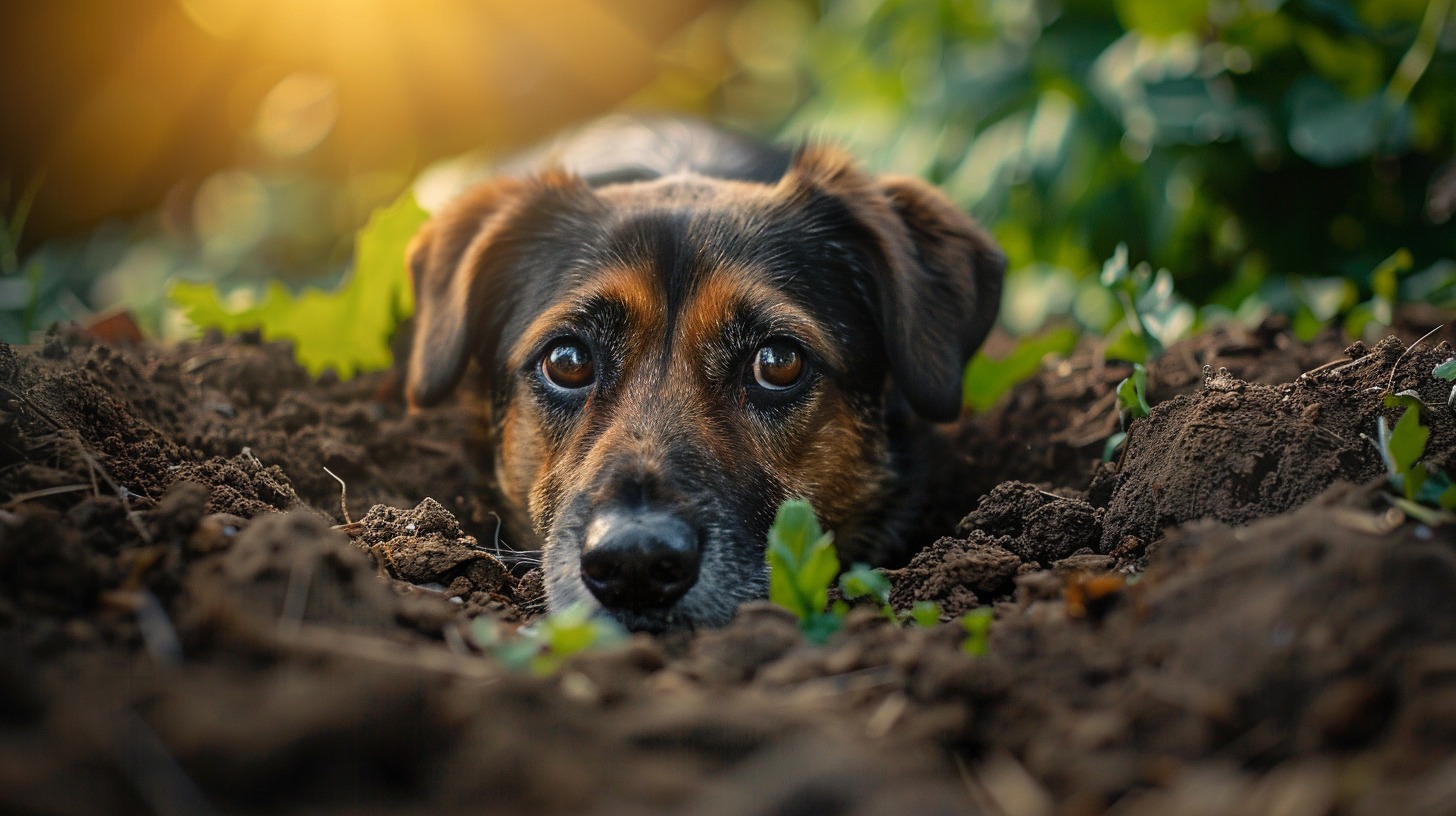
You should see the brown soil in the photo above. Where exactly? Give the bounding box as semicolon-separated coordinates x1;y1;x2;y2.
3;319;1456;814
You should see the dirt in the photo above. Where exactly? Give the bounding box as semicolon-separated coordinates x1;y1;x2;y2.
3;318;1456;814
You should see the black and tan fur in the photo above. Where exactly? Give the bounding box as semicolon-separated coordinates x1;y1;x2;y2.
406;119;1004;632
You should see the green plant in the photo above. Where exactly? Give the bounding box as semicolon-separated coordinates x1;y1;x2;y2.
838;562;894;623
1100;243;1197;364
0;178;46;341
767;498;842;643
1377;394;1456;523
1104;362;1151;461
961;327;1078;414
960;607;994;657
170;191;427;378
768;500;947;641
1433;354;1456;407
470;602;627;676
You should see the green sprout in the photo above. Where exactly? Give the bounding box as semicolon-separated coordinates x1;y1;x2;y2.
1376;395;1456;523
1435;357;1456;406
767;498;842;643
1104;363;1150;461
470;602;627;676
839;562;895;623
960;607;994;656
766;500;954;641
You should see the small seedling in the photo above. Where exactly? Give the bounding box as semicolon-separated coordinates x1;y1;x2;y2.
839;562;895;623
1435;357;1456;406
960;607;994;656
1375;395;1456;522
909;601;943;628
767;500;947;641
1100;243;1194;364
767;498;842;643
471;602;627;676
1104;363;1150;461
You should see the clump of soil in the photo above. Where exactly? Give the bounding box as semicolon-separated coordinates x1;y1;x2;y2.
1101;337;1456;553
354;497;514;611
4;320;1456;814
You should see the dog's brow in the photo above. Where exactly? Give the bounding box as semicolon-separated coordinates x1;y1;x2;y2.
680;271;842;371
509;266;661;370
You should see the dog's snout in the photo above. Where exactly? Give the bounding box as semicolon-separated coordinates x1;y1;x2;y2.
580;511;700;611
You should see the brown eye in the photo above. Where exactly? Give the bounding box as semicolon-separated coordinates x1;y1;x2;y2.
542;339;594;390
752;342;804;390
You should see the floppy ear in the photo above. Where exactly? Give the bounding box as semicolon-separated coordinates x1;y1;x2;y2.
405;178;531;408
784;149;1005;422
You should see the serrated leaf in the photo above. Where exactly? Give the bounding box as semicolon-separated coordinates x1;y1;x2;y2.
169;191;428;379
798;544;840;614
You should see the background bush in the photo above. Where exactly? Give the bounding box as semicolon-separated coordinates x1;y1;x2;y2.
4;0;1453;361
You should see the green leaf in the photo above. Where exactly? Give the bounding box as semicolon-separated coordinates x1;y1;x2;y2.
1434;358;1456;381
767;499;839;623
1115;0;1205;36
962;328;1078;413
801;612;842;645
1440;483;1456;511
1099;243;1130;287
1116;364;1151;419
960;607;994;656
839;563;891;605
909;601;942;628
1380;402;1430;501
169;191;428;379
1103;430;1129;462
473;602;626;676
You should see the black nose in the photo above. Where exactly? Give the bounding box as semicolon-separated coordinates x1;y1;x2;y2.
580;511;700;610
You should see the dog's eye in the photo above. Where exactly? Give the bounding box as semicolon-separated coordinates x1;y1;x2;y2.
542;339;595;390
752;341;804;390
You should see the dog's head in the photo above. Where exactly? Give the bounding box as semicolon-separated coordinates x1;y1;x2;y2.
406;147;1003;631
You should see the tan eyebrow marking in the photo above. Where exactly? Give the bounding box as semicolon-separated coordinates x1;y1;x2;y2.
508;264;663;371
678;268;844;372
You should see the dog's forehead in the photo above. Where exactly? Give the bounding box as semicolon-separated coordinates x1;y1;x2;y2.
494;172;883;377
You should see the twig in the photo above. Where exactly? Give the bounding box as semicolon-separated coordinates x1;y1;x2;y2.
3;483;91;507
322;466;352;524
1299;353;1373;381
1386;325;1444;394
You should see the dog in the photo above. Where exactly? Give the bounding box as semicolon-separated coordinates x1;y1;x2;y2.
404;117;1004;632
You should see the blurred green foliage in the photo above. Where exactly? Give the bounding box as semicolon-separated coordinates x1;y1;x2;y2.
782;0;1456;338
6;0;1456;393
168;192;425;378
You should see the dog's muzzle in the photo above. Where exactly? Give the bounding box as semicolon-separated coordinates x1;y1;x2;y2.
580;510;701;611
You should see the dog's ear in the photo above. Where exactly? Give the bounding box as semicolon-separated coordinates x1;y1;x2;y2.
783;149;1005;422
405;178;529;408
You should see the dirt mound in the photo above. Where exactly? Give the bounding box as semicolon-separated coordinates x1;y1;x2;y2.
4;321;1456;814
1102;337;1456;553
